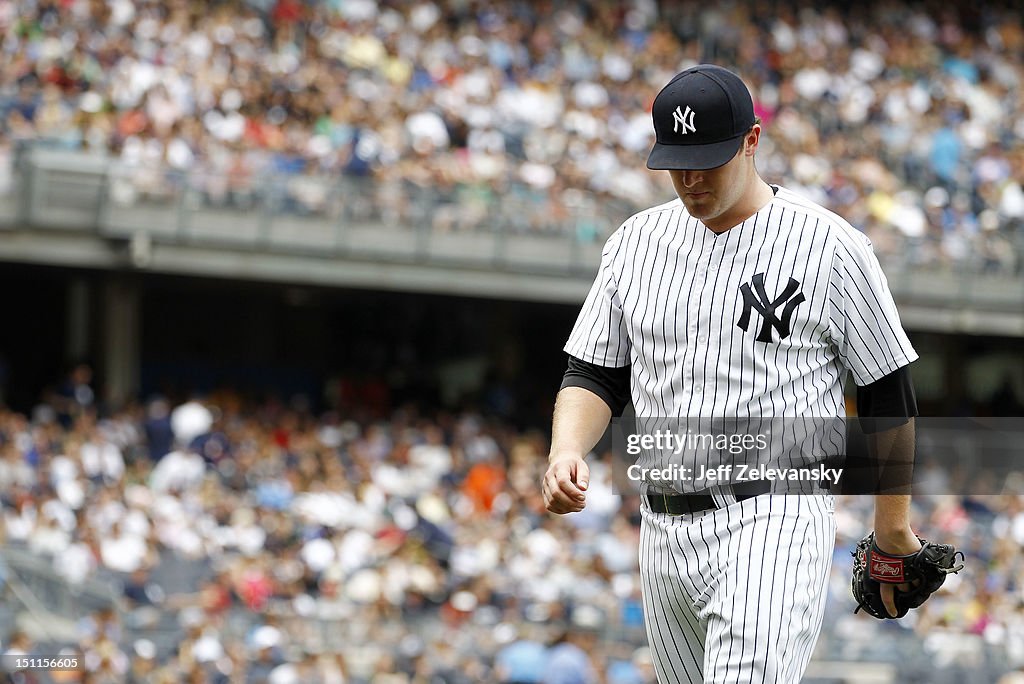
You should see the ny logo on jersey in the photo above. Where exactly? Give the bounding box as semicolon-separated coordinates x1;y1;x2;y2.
672;105;696;135
737;273;806;343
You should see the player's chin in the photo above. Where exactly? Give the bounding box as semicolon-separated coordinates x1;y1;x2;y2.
682;195;715;216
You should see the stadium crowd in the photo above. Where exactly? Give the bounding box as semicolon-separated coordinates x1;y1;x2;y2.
1;384;1023;683
0;0;1022;269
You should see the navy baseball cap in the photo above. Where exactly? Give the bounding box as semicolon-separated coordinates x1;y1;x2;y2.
646;64;756;171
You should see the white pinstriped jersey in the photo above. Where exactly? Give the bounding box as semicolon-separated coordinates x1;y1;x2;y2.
565;185;918;420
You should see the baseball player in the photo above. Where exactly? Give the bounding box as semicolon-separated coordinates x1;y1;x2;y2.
542;64;952;683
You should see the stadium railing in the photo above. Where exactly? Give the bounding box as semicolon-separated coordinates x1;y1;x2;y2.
2;143;1022;326
0;544;120;642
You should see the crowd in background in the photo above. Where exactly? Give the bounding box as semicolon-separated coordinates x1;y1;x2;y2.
1;385;1023;683
1;1;1024;681
0;0;1022;269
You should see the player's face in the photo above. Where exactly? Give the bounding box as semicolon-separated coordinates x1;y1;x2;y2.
668;127;761;232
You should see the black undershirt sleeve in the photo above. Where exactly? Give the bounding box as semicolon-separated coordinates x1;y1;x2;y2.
562;356;914;428
855;365;918;434
560;355;631;416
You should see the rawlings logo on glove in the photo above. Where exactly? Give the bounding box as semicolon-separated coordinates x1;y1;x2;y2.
869;554;905;582
851;532;965;619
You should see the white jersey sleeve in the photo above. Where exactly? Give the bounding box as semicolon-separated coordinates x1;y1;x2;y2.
828;232;918;386
564;227;631;367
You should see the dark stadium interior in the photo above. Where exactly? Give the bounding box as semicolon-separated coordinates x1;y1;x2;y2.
3;264;1022;423
0;264;68;412
0;265;581;425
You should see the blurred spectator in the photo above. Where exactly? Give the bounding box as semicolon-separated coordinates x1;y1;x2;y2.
542;625;600;684
461;450;506;514
495;626;547;684
143;397;175;461
47;363;95;429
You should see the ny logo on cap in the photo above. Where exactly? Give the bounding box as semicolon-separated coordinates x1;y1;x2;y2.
737;273;806;343
672;105;696;135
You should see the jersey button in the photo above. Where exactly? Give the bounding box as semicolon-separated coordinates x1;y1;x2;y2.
693;385;703;393
708;263;718;271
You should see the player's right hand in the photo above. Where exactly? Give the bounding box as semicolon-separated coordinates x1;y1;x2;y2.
542;454;590;514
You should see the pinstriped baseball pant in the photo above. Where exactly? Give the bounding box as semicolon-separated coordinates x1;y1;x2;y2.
639;494;835;684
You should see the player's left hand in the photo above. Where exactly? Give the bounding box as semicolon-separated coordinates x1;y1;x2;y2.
872;527;922;617
851;528;964;620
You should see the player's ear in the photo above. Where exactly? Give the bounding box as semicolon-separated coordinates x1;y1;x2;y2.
743;124;762;157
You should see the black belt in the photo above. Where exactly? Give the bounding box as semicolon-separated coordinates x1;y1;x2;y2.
645;481;771;515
